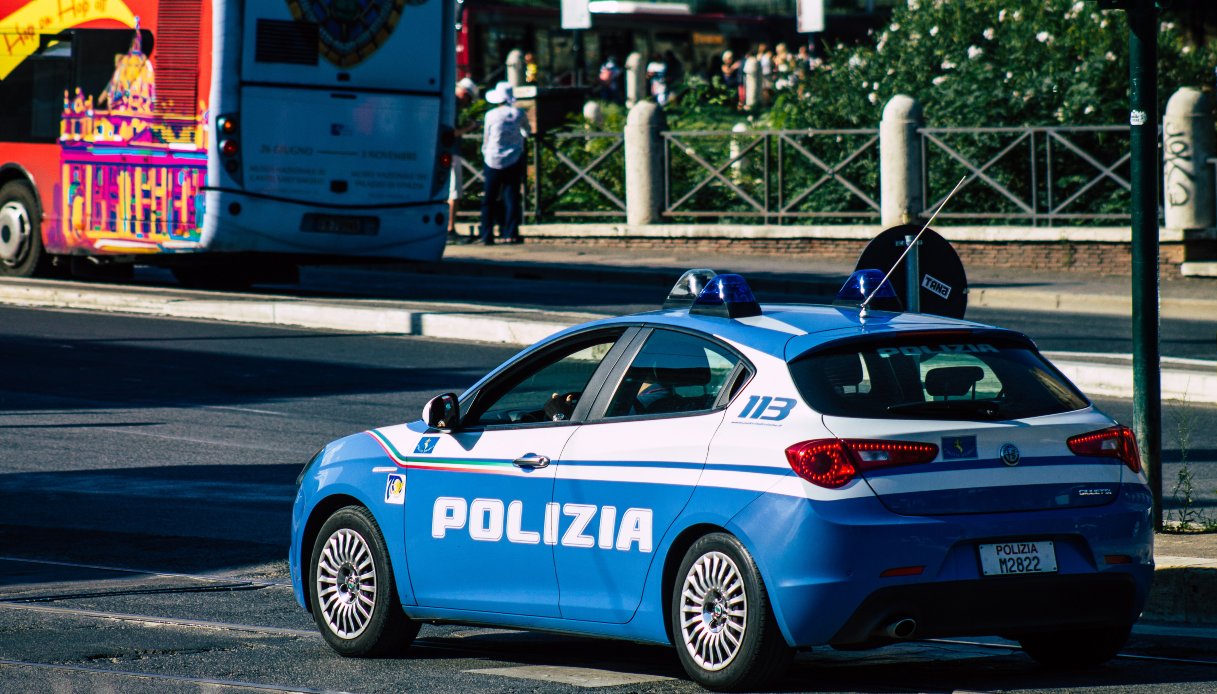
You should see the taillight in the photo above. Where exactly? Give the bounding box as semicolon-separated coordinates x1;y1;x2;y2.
216;113;241;183
785;439;939;489
785;440;855;489
438;151;453;169
1067;425;1141;473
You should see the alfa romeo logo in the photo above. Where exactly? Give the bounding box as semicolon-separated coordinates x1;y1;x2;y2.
286;0;414;68
999;443;1021;466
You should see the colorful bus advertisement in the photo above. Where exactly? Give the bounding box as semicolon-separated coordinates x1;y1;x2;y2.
0;0;453;280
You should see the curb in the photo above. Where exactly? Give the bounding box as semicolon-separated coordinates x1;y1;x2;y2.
1143;557;1217;626
0;279;1213;404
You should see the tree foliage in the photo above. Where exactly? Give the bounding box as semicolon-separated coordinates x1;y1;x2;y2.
670;0;1217;130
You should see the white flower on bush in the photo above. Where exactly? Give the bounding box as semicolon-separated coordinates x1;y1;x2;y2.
983;27;995;40
1065;1;1084;20
930;25;939;36
849;54;866;68
1084;105;1095;115
1105;51;1116;62
868;92;879;104
908;0;919;9
932;75;948;86
998;9;1006;21
1013;9;1022;20
1036;31;1053;44
891;22;901;31
1005;71;1013;81
967;45;984;59
941;59;957;70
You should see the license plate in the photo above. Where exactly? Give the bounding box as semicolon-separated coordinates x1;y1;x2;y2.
301;213;379;236
978;540;1058;576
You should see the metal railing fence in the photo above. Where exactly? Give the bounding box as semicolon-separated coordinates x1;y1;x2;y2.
453;124;1160;226
662;129;882;223
919;126;1160;224
454;131;626;224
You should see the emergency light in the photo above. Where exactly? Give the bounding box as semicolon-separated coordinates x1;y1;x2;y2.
834;269;902;313
690;274;762;319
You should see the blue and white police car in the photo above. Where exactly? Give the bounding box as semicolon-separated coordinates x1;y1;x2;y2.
289;270;1153;691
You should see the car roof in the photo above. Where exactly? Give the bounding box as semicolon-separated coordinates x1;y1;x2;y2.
578;303;1016;360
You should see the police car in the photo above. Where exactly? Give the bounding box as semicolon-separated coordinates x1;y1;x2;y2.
289;270;1153;691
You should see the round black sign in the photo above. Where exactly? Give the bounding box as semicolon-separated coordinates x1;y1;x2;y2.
854;224;968;319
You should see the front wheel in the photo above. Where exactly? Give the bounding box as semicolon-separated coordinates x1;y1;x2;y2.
671;533;792;691
0;181;48;278
309;506;419;657
1018;624;1131;668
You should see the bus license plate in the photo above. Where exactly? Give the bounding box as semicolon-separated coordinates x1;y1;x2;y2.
979;541;1058;576
301;213;379;236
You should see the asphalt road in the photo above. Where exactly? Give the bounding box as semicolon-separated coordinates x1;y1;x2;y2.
2;307;1216;693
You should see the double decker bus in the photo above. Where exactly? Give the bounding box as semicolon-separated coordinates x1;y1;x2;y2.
0;0;455;284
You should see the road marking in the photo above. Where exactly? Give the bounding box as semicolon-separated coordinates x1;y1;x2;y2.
204;405;289;416
468;665;673;688
0;602;316;638
93;426;285;451
0;555;291;588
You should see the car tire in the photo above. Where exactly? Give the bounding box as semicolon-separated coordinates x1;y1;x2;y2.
309;506;419;657
1018;624;1131;668
670;532;792;691
0;181;49;278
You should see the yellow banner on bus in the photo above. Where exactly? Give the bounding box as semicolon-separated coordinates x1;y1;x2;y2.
0;0;137;80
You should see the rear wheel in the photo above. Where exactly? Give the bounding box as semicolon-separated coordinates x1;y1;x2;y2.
670;533;792;691
1018;624;1131;668
0;181;48;278
309;506;419;657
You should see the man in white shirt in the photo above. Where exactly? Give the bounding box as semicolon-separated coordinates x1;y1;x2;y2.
477;81;531;245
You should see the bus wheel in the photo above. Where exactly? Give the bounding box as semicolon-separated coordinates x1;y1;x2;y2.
0;182;48;278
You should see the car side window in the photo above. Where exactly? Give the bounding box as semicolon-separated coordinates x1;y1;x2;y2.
605;330;740;418
467;335;620;426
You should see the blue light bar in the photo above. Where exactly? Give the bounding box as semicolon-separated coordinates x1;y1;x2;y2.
690;274;762;318
834;269;902;312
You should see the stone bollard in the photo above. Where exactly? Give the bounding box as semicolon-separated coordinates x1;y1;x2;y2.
743;56;760;109
625;52;647;107
626;100;666;225
583;100;603;128
880;94;924;227
506;49;524;87
1163;87;1215;231
730;122;748;182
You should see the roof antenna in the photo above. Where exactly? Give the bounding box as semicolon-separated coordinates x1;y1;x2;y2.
859;175;968;319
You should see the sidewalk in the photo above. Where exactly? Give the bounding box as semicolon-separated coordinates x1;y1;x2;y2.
0;259;1215;630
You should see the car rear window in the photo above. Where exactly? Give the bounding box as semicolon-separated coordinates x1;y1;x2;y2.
788;334;1089;421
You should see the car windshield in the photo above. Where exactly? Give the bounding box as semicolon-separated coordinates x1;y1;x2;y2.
788;333;1089;421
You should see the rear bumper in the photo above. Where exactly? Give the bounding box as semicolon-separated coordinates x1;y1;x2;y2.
729;483;1154;648
828;572;1143;646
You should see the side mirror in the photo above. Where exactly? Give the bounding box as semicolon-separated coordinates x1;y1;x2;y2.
423;393;461;431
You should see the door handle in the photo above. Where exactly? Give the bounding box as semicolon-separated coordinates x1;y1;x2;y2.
512;453;551;469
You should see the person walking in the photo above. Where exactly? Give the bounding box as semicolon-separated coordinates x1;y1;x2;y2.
448;77;479;239
477;81;530;245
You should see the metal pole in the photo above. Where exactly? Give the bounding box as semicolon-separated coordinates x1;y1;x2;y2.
1128;0;1162;530
573;30;585;87
904;234;920;313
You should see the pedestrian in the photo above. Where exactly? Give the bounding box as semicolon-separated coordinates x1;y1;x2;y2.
646;53;668;104
720;50;740;91
448;77;479;239
524;52;540;85
476;81;530;245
